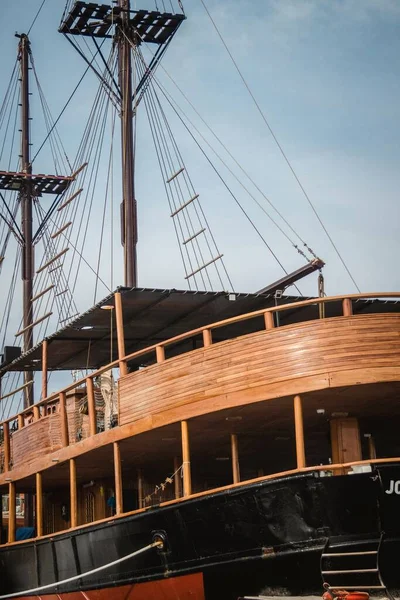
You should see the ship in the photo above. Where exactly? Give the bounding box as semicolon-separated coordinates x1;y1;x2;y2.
0;1;399;599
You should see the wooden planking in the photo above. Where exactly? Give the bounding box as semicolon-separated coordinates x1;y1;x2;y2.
12;413;62;469
120;314;400;426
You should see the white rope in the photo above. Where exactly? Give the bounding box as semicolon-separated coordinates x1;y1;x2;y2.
0;540;162;599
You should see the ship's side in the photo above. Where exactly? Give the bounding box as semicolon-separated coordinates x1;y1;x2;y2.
1;291;400;599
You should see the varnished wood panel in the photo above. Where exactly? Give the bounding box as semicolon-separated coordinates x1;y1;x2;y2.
120;315;400;426
12;413;62;469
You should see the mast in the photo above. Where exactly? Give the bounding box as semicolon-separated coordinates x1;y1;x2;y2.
118;0;137;288
19;34;34;407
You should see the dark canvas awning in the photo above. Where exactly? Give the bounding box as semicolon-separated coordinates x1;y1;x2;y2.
1;287;399;374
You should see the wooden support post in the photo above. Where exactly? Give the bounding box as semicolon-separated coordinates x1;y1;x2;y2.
368;435;377;460
231;433;240;484
70;458;77;528
42;340;48;399
202;329;212;347
3;422;10;473
59;391;69;447
181;420;192;496
86;377;97;437
17;414;24;430
294;394;306;469
342;298;353;316
156;345;165;363
33;405;40;420
137;468;143;509
114;292;127;377
264;311;275;330
174;456;181;499
113;442;123;515
8;482;16;543
36;472;43;537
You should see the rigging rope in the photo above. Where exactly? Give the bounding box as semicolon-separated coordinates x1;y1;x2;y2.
199;0;360;292
27;0;48;35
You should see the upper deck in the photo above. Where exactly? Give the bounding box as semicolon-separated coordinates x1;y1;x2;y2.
0;291;399;543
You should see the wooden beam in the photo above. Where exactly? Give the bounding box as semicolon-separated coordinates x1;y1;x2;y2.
36;472;43;537
113;442;123;515
86;377;97;437
264;311;275;330
42;340;48;399
59;391;69;447
137;468;143;509
231;433;240;484
33;405;40;420
294;394;306;469
3;422;10;473
202;329;212;347
368;435;377;460
70;458;77;528
342;298;353;316
8;482;16;543
156;345;165;363
181;420;192;496
115;292;127;377
17;414;24;430
174;456;181;499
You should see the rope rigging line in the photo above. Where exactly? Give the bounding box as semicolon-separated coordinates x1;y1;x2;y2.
27;0;48;35
146;67;301;291
199;0;359;292
138;53;233;291
0;540;163;599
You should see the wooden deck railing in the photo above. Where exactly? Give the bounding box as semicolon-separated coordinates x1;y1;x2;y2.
0;291;399;473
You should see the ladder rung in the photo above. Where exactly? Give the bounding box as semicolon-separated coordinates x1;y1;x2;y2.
166;166;184;183
36;248;69;273
57;188;83;211
322;569;378;574
183;228;206;245
185;254;223;280
323;551;377;557
170;194;199;217
327;587;385;590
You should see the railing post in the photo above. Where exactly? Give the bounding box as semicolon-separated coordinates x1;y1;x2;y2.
294;394;306;469
137;468;143;509
17;414;24;430
36;472;43;537
70;458;77;528
342;298;353;316
3;422;10;473
86;377;97;437
113;442;123;515
174;456;181;499
8;482;16;543
156;345;165;363
264;311;275;330
203;329;212;347
59;391;69;447
33;405;40;420
231;433;240;484
181;420;192;496
42;340;48;399
114;292;128;377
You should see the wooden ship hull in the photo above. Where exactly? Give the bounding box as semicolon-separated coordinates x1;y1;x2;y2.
1;290;400;598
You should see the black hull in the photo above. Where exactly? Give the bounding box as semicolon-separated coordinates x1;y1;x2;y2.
2;464;400;599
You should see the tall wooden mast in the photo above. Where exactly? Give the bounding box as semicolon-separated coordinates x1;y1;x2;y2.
118;0;137;288
19;34;34;407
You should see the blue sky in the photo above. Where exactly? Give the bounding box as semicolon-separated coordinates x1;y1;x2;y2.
0;0;399;306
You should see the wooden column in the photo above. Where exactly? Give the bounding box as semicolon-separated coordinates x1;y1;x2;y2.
368;435;377;460
59;391;69;447
181;420;192;496
8;482;16;543
3;422;10;473
294;395;306;469
156;345;165;363
113;442;123;515
174;456;181;499
42;340;48;399
33;405;40;420
231;433;240;484
70;459;77;528
342;298;353;316
36;472;43;537
86;377;97;437
137;468;143;509
203;329;212;347
264;311;275;330
114;292;128;376
17;414;24;430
